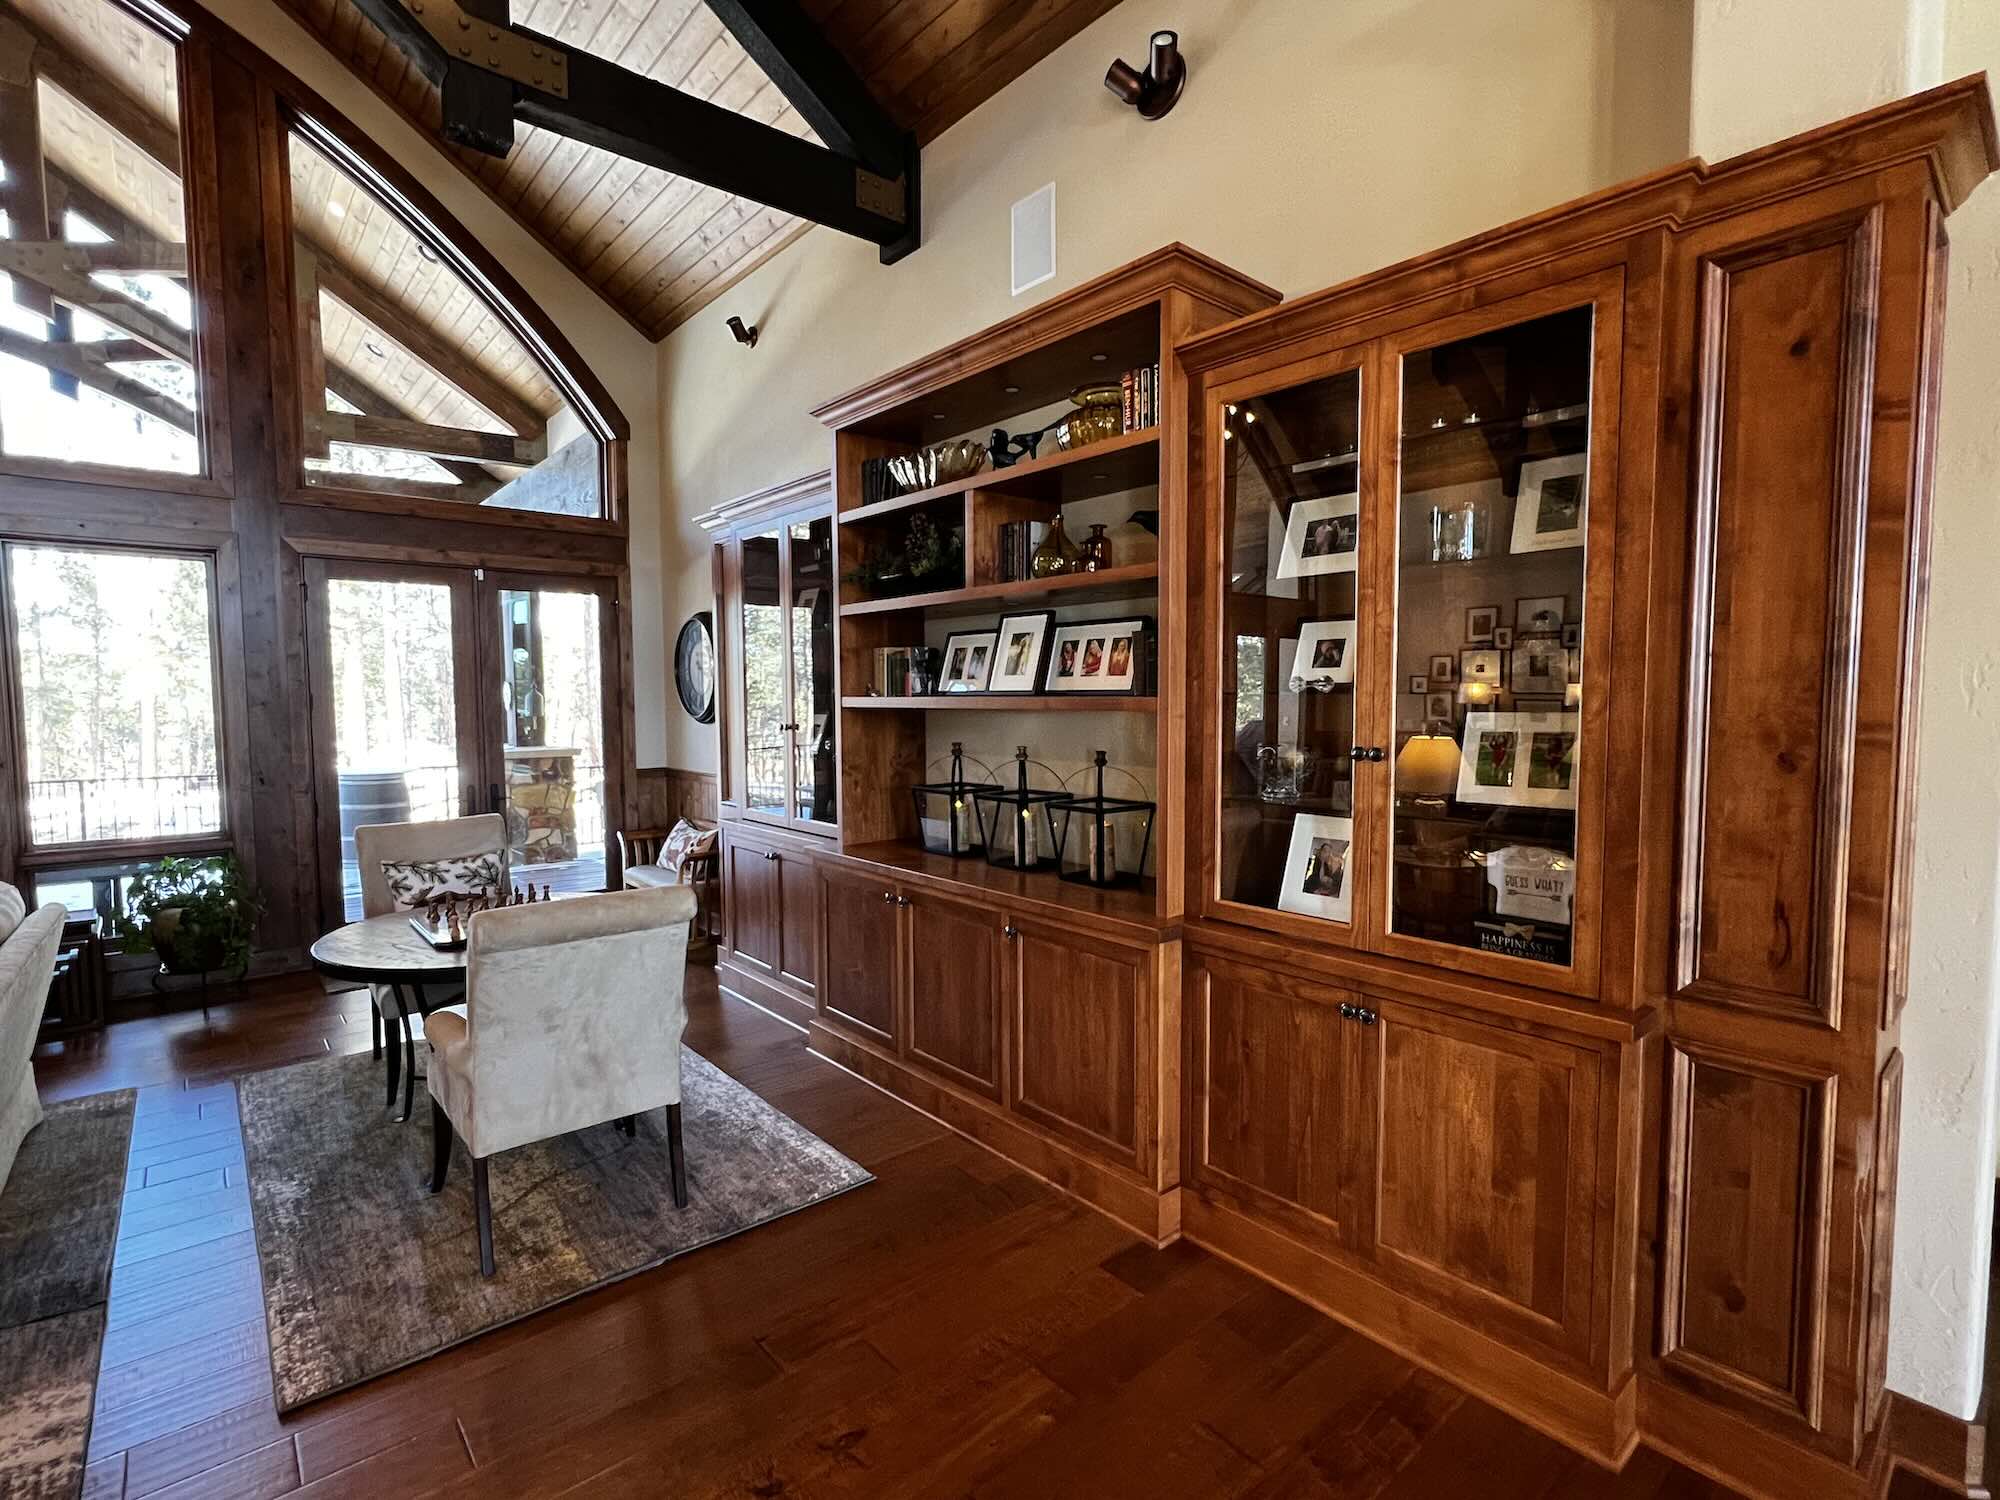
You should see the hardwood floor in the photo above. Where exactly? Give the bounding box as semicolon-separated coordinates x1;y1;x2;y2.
31;970;1743;1499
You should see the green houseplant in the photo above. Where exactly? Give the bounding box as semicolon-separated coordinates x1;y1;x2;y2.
115;853;262;977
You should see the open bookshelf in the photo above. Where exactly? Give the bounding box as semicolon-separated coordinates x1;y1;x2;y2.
812;246;1281;919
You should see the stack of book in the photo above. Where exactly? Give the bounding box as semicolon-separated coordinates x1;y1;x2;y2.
993;520;1051;583
858;456;906;508
870;645;932;696
1120;361;1163;432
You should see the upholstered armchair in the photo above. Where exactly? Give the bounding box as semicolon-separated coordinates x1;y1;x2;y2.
0;883;66;1192
424;883;696;1275
354;813;507;1120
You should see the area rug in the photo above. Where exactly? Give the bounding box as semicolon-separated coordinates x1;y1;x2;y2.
0;1090;136;1500
238;1047;871;1410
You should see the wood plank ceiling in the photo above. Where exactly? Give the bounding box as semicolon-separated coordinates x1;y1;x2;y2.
272;0;1127;340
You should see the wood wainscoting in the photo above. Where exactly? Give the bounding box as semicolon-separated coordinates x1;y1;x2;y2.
633;766;719;831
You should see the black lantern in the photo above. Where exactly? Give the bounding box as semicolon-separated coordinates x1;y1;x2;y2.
972;747;1068;872
1052;751;1156;888
908;741;991;858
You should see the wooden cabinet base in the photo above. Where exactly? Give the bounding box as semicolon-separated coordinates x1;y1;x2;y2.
809;1020;1181;1245
716;957;815;1032
1638;1376;1894;1500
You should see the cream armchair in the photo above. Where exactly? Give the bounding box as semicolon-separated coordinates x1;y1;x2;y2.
354;814;507;1121
0;883;66;1192
424;883;696;1276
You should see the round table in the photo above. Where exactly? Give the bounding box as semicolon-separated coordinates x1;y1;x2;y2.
310;911;466;1123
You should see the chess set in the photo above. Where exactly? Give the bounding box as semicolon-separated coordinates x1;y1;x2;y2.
408;885;554;951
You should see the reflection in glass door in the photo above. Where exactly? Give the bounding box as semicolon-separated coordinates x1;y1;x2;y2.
491;583;606;895
319;571;471;919
740;528;786;818
788;516;836;827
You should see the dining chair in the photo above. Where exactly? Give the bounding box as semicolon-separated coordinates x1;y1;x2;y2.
424;882;697;1275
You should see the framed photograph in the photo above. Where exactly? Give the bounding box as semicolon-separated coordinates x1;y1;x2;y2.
1428;654;1455;683
1459;647;1503;687
1276;493;1360;579
987;611;1055;693
1511;638;1570;697
1043;616;1150;693
1424;690;1456;724
1277;813;1353;923
1511;454;1587;554
1466;604;1499;643
1408;674;1429;694
1492;626;1514;650
938;630;997;693
1515;594;1567;634
1455;710;1581;809
1561;622;1581;650
1289;620;1356;689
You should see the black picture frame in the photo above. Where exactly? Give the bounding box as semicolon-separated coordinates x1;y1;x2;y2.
1042;614;1154;694
986;610;1058;694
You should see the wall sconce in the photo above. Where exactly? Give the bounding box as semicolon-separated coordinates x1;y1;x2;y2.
725;315;758;348
1105;30;1186;120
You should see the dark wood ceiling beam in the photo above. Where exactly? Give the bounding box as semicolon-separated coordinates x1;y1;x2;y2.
322;365;501;499
702;0;907;176
319;407;546;465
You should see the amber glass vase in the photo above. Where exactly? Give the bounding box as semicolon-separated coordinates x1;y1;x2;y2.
1078;523;1113;572
1032;514;1079;577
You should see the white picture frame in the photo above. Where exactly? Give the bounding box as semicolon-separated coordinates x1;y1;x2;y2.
1277;813;1353;923
1510;638;1570;697
938;630;997;693
1510;455;1586;554
1276;493;1360;579
1043;617;1149;693
1288;620;1356;689
1455;710;1581;809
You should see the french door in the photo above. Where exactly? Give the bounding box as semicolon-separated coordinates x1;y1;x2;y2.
305;559;623;924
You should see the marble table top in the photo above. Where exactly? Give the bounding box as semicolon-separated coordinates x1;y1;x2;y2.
309;910;471;985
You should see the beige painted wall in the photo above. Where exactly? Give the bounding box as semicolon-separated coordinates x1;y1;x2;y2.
655;0;1691;774
208;0;670;766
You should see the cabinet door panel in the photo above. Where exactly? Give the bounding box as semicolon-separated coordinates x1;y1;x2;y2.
816;864;898;1046
904;889;1003;1099
776;848;818;999
1010;917;1143;1165
1374;1001;1600;1358
1188;958;1374;1250
723;830;779;977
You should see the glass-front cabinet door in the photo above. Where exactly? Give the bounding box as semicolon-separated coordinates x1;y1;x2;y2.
1381;285;1614;990
1212;361;1367;934
737;509;838;834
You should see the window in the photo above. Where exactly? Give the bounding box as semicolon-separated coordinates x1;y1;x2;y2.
0;0;199;476
6;543;222;846
287;128;605;517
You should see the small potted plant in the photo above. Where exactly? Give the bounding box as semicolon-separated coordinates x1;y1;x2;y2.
115;853;262;980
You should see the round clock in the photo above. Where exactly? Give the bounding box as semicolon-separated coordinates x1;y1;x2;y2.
675;612;716;724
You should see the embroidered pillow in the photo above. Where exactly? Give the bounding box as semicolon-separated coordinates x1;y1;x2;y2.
0;882;25;946
379;851;505;911
657;820;718;882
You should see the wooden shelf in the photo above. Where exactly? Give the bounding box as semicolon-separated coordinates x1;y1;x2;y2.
844;694;1156;713
840;429;1159;527
840;561;1160;617
839;839;1169;934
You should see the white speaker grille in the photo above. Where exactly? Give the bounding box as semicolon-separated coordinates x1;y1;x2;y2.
1011;183;1056;296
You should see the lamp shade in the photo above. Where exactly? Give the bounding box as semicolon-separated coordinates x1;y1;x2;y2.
1396;733;1461;798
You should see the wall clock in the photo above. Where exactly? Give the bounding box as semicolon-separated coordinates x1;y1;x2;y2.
675;611;716;723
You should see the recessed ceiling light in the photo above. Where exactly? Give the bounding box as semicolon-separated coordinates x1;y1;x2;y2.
931;412;946;420
1003;385;1020;395
1090;352;1109;363
328;201;346;219
364;339;387;358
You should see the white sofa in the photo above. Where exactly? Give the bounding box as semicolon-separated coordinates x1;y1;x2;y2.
0;883;66;1192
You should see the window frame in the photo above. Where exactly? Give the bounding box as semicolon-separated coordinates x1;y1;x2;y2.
0;536;234;865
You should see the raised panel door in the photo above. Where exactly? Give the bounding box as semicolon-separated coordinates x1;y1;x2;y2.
816;862;898;1046
775;846;818;1000
723;828;780;978
1373;999;1602;1361
1186;955;1374;1251
1008;915;1145;1168
903;888;1003;1099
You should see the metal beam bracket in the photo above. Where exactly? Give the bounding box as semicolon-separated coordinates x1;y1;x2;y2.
405;0;568;97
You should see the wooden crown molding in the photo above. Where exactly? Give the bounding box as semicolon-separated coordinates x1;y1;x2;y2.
693;468;833;534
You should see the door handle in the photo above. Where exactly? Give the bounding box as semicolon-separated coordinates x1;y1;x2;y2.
488;781;503;812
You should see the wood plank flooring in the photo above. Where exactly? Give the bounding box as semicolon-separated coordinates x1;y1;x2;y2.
31;970;1745;1499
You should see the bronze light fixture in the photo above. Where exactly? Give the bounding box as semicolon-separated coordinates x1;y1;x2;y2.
1105;30;1186;120
725;315;759;348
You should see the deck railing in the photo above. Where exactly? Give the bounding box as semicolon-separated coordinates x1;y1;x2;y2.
28;774;222;846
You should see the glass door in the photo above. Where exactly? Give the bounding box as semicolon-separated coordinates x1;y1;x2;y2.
1209;355;1370;935
739;525;788;821
738;510;837;834
304;560;481;923
475;572;619;896
788;514;837;831
1379;278;1618;991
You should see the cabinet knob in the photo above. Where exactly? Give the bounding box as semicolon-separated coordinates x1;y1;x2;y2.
896;895;912;907
882;890;894;903
1354;746;1386;763
1003;924;1018;938
764;850;780;861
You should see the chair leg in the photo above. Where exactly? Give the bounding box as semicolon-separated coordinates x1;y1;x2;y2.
384;1012;401;1107
399;1012;417;1124
615;1115;635;1138
667;1102;687;1209
371;1004;382;1060
429;1098;452;1195
473;1157;495;1277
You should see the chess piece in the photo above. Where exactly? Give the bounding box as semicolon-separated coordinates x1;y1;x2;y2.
542;883;552;903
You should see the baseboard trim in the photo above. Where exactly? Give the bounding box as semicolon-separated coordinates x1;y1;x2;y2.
1889;1391;1988;1497
715;960;814;1032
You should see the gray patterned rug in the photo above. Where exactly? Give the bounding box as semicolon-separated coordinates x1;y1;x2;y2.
0;1089;136;1500
238;1047;871;1410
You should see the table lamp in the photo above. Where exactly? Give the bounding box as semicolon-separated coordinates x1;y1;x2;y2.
1395;731;1460;805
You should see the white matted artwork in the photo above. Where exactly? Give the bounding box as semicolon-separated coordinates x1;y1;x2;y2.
988;611;1055;693
1276;493;1360;579
1456;710;1580;809
1263;500;1300;600
1289;620;1356;689
938;630;996;693
1042;617;1148;693
1277;813;1353;923
1510;454;1587;553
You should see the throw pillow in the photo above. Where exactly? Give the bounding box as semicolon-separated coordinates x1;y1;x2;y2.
379;851;505;911
657;820;718;883
0;882;24;946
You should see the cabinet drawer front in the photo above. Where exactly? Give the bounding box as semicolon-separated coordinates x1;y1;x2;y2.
1188;961;1372;1249
1011;923;1143;1164
1374;1002;1600;1357
816;866;898;1046
906;891;1002;1098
